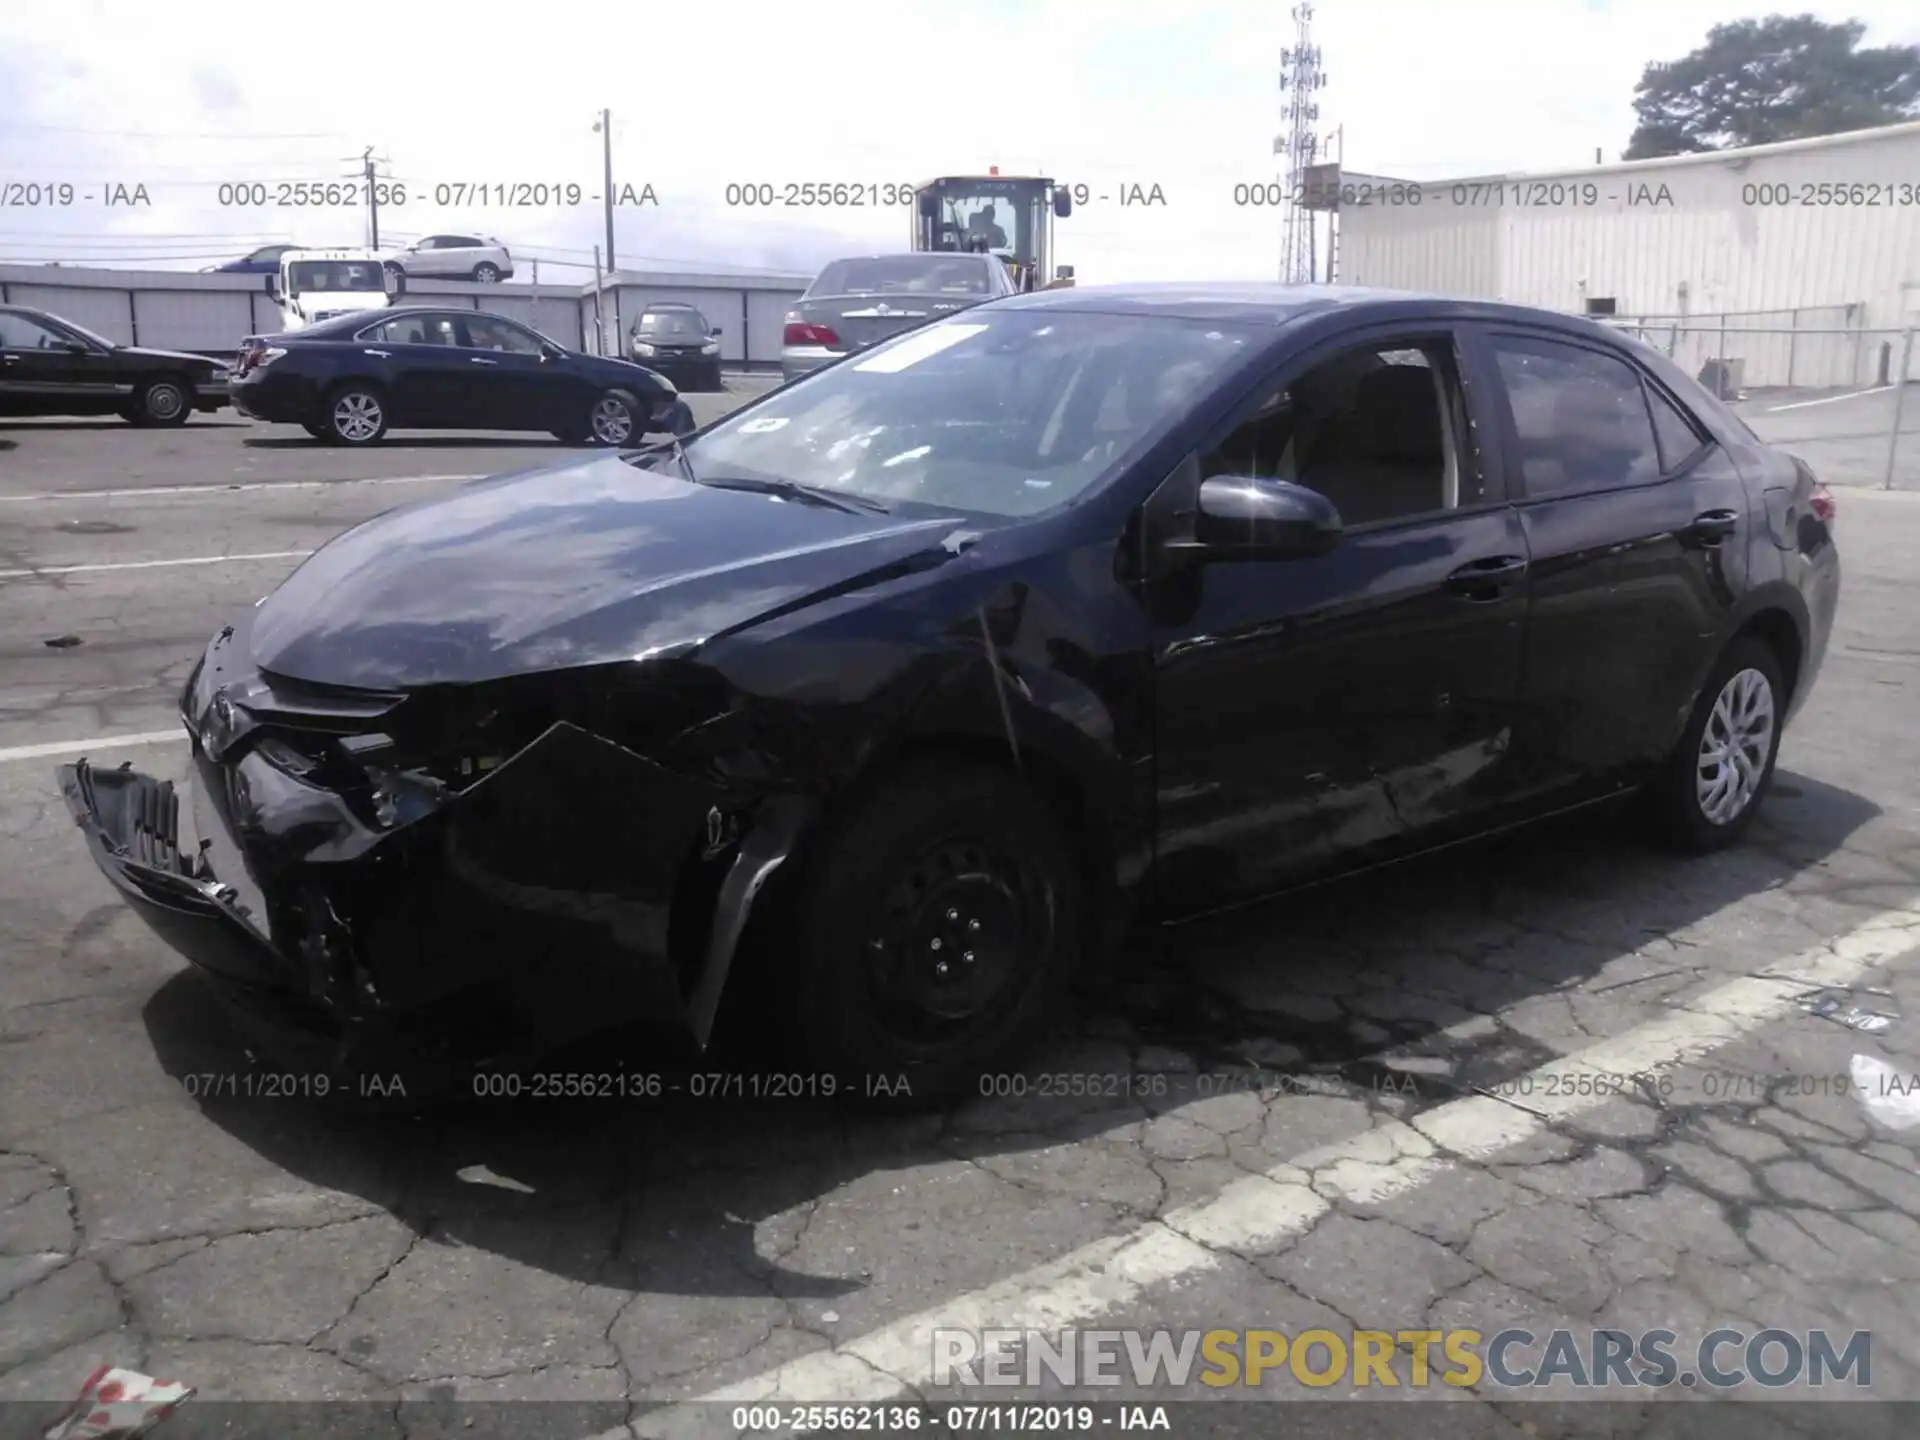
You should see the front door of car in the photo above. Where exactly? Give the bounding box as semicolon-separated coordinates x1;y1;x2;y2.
1145;326;1530;915
1466;324;1751;802
453;316;560;429
0;313;100;414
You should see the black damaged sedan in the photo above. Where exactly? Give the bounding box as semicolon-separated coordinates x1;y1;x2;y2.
60;284;1840;1106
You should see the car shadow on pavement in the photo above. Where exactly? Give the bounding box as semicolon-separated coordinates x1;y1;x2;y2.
138;770;1880;1307
0;419;248;431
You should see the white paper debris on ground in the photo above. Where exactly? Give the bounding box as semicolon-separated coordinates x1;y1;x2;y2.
1851;1054;1920;1132
44;1366;193;1439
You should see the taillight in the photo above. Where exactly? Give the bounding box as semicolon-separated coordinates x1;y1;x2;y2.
783;315;839;347
236;341;285;376
1809;482;1835;527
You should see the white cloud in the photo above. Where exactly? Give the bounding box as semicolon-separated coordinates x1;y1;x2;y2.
2;0;1916;284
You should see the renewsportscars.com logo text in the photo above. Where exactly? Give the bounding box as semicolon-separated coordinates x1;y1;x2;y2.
932;1327;1872;1391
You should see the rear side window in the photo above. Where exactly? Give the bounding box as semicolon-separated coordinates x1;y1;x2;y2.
1490;336;1662;497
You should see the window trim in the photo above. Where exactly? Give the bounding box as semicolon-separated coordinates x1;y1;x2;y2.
1641;371;1713;478
1476;324;1711;502
1191;320;1504;533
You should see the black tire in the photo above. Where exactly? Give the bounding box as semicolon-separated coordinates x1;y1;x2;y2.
128;376;192;427
1646;636;1786;852
777;760;1084;1109
320;383;389;445
472;262;501;283
581;389;639;446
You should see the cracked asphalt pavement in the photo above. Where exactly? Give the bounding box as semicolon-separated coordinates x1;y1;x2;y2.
2;405;1919;1440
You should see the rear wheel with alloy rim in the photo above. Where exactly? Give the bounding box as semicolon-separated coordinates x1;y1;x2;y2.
777;760;1083;1108
583;390;638;446
1648;636;1785;851
323;385;388;445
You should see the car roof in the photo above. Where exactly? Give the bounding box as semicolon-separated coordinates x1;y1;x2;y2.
990;282;1628;337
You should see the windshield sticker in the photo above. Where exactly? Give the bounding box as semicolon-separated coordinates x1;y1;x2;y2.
737;416;790;433
854;323;989;374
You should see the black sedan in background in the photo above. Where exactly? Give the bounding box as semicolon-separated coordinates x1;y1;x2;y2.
629;302;726;391
59;284;1838;1108
229;306;694;445
0;305;228;425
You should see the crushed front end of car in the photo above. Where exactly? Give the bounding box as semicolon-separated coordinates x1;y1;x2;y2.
57;611;813;1096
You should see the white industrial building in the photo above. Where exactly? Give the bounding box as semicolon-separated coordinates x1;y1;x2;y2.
1333;119;1920;388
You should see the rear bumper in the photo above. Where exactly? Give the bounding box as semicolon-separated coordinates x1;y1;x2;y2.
780;346;836;383
230;373;316;424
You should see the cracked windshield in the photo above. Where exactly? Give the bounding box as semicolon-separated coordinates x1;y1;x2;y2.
0;2;1915;1439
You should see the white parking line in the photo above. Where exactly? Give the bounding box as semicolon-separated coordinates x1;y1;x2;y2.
0;729;183;764
0;473;488;503
619;900;1920;1437
1764;385;1893;411
0;550;311;580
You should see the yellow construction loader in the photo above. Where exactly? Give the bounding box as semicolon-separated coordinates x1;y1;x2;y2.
911;169;1076;290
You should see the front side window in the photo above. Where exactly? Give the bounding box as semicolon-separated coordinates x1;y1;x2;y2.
1203;340;1477;526
0;313;67;349
1491;335;1663;496
676;311;1256;518
459;317;544;354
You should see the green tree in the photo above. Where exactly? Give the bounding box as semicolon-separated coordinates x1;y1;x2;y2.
1624;14;1920;159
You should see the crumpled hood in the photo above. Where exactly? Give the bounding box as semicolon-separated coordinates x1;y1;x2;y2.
250;453;962;689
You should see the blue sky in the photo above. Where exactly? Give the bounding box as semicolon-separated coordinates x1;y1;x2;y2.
2;0;1916;284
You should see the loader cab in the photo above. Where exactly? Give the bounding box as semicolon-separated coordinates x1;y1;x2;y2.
912;173;1073;293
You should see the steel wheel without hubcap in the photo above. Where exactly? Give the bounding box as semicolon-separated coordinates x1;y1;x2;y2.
1695;666;1775;826
863;839;1055;1049
332;391;383;443
589;395;634;445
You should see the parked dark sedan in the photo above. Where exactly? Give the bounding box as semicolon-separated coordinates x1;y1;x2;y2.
58;284;1839;1108
629;302;725;391
229;305;694;445
0;306;228;425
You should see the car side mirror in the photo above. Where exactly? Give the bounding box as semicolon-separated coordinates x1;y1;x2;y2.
711;326;724;336
1185;476;1342;560
265;274;280;298
918;191;939;220
540;342;564;361
385;269;406;299
1054;187;1073;218
62;340;89;353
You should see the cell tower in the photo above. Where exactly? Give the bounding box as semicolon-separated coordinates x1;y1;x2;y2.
1275;1;1328;283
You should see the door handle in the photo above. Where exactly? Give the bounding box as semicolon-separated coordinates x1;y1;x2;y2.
1444;555;1528;599
362;349;391;358
469;357;498;365
1682;509;1739;547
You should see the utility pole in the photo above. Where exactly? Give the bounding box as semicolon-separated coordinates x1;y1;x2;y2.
1275;2;1328;285
594;110;616;275
343;146;388;249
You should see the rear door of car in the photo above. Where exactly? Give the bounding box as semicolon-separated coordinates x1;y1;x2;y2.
1146;318;1531;913
356;312;469;425
1462;322;1752;803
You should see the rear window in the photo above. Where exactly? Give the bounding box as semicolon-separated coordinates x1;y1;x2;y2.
809;256;991;297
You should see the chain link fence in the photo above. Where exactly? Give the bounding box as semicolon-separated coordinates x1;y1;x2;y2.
1599;316;1918;491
